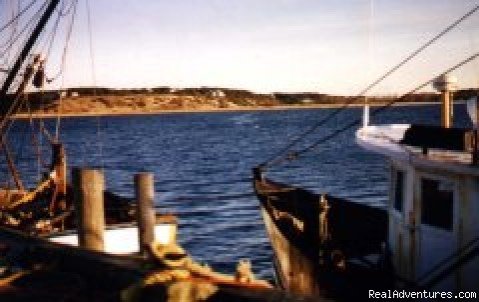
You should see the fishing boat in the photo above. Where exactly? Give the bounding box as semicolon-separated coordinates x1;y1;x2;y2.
0;0;179;255
0;3;307;300
253;8;479;301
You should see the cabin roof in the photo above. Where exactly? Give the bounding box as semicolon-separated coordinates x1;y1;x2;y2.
356;124;479;176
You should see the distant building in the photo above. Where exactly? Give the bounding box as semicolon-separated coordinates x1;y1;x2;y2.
211;90;225;98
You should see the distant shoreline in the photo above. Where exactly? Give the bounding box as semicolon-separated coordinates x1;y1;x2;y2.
13;101;438;119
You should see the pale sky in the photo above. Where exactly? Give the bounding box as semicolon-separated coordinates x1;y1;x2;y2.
2;0;479;95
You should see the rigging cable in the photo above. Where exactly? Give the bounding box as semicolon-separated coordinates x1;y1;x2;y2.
259;4;479;169
0;1;42;54
59;0;77;17
0;0;19;62
24;95;48;182
40;5;62;61
85;0;105;170
21;3;65;171
0;1;48;62
0;2;50;133
54;0;78;140
48;0;78;84
268;51;479;168
0;0;37;35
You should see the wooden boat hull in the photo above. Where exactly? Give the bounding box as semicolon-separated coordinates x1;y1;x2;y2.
254;176;390;298
260;204;320;295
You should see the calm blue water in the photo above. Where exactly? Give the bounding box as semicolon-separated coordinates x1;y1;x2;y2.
4;103;472;279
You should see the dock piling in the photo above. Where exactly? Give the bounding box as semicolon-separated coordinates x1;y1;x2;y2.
72;167;105;251
134;172;156;255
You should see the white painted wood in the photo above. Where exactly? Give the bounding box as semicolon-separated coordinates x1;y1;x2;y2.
358;122;479;291
356;125;479;176
49;223;176;255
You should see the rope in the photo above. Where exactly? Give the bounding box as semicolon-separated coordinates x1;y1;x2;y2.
25;100;47;182
47;0;78;84
266;51;479;167
415;236;479;287
259;4;479;169
41;6;62;62
0;1;47;60
59;0;76;17
0;0;37;35
0;1;19;57
53;0;78;140
85;0;104;170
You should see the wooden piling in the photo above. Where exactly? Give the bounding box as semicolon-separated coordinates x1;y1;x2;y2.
441;91;452;128
52;143;67;198
50;143;67;214
135;172;156;255
72;168;105;251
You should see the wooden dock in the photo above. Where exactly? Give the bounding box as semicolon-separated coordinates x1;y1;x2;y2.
0;168;320;301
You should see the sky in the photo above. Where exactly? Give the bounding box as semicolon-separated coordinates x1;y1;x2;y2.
2;0;479;95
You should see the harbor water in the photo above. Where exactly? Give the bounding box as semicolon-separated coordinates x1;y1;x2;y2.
6;103;472;279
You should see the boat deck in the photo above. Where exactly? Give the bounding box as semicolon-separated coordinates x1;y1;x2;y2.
357;124;479;176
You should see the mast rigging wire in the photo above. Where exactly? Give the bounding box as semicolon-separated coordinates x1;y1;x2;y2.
53;0;78;139
266;51;479;168
259;4;479;169
0;0;38;35
0;1;48;61
0;1;19;52
48;0;78;84
85;0;104;169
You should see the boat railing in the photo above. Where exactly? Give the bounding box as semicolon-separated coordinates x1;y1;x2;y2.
254;175;388;259
400;124;479;164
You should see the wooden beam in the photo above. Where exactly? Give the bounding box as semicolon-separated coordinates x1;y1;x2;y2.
50;143;67;213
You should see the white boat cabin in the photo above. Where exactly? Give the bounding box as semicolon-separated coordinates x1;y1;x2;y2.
356;75;479;291
357;122;479;291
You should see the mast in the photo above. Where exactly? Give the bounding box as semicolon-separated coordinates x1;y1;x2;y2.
0;0;60;192
0;0;61;120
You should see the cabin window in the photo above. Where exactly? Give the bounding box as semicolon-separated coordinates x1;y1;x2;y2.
421;178;454;231
394;170;404;212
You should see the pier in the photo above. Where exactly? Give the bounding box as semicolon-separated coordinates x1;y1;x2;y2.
0;168;315;302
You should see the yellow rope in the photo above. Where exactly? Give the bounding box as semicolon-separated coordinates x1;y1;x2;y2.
121;242;272;302
7;176;53;209
0;271;29;287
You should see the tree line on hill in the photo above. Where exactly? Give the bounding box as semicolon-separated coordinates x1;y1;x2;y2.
10;86;479;113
